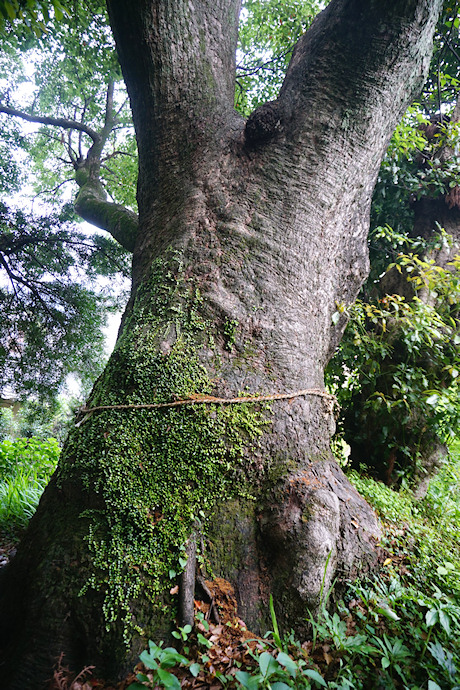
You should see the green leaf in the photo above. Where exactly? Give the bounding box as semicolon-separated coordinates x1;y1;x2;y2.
375;604;400;621
53;5;64;21
258;651;279;679
269;594;282;648
139;650;159;670
438;610;451;635
189;662;201;677
197;632;213;648
426;609;439;627
3;2;16;20
303;669;327;687
235;670;261;689
276;651;298;678
428;681;442;690
156;667;181;690
425;394;439;406
381;657;391;670
161;647;189;666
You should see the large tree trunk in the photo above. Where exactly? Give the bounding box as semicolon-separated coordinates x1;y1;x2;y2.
0;0;442;686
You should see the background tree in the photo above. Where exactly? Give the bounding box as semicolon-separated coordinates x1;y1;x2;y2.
235;0;323;114
327;5;460;493
0;0;138;250
0;2;132;405
0;0;66;33
0;0;446;687
0;202;129;402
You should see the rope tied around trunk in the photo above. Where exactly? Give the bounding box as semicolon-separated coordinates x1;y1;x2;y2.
75;388;338;428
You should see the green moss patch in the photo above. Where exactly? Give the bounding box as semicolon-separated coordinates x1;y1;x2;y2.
57;252;270;643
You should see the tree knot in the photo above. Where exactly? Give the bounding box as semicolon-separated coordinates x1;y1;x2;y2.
244;100;282;146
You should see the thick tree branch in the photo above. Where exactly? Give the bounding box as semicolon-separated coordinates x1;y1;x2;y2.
69;80;138;251
0;104;101;142
74;176;137;252
106;0;243;202
85;81;117;169
245;0;442;150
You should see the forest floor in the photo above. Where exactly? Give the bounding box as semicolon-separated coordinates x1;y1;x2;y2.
0;530;399;690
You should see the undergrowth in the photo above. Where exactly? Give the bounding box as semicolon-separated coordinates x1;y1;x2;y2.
128;441;460;690
2;438;459;688
349;440;460;603
0;436;59;535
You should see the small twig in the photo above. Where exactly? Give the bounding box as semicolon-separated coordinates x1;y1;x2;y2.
446;37;460;64
31;178;73;202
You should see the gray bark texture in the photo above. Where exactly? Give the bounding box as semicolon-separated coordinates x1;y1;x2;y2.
0;0;443;686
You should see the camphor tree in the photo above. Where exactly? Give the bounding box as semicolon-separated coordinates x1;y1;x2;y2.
0;0;445;686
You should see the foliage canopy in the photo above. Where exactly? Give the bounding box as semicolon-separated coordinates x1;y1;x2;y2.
0;202;129;401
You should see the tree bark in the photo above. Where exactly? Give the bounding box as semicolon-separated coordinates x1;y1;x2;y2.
74;168;138;251
0;0;443;686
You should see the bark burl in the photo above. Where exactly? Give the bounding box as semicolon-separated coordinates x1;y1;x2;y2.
0;0;442;686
